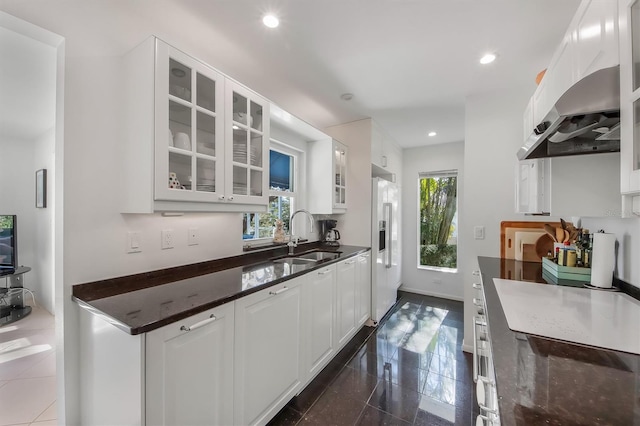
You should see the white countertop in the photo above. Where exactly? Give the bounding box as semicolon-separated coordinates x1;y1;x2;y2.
493;278;640;355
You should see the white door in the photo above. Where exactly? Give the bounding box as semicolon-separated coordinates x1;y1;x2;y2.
145;302;234;426
336;258;357;348
234;278;303;426
303;265;336;382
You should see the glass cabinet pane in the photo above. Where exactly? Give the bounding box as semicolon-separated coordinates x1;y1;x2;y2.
196;111;216;156
334;187;340;205
250;132;262;167
633;0;640;91
169;152;191;190
233;166;248;195
250;101;263;131
196;158;215;193
232;92;250;126
233;128;248;164
634;99;640;170
196;73;215;112
250;170;263;196
169;59;192;102
169;100;192;151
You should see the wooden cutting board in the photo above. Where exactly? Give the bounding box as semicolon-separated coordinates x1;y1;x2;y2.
501;221;567;261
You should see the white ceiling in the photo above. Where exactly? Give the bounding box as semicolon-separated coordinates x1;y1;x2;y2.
0;0;582;147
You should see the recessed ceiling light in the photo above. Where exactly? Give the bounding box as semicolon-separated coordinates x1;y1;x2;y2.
340;93;354;101
480;53;496;65
263;14;279;28
428;131;437;137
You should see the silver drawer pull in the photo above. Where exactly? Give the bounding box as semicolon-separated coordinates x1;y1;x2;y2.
473;283;482;290
472;270;480;276
318;269;331;275
345;260;356;264
180;314;216;332
473;297;483;306
269;286;289;295
475;318;487;327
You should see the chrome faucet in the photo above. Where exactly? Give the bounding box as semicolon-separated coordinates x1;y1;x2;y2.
288;209;314;255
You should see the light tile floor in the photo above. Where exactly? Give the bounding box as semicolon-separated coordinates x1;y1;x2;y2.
0;305;57;426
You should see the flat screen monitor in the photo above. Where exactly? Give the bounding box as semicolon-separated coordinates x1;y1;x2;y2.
0;215;17;275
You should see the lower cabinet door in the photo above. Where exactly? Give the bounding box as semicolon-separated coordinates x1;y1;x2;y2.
356;252;372;326
145;302;234;426
336;258;357;348
234;276;304;426
303;265;336;383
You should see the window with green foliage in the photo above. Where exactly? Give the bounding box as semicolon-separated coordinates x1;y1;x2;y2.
242;145;296;241
419;171;458;269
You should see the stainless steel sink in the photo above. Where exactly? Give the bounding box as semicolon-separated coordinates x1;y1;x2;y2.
295;251;341;261
272;257;318;265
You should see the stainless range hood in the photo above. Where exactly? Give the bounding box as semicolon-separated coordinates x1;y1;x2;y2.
518;66;621;160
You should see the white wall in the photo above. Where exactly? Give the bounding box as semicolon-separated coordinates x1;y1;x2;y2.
325;119;373;246
400;142;464;301
33;129;55;313
461;86;535;351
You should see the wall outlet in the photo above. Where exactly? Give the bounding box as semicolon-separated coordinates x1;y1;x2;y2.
188;228;199;246
161;229;174;249
127;231;142;253
474;226;485;240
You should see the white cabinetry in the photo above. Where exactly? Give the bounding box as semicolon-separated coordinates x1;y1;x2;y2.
619;0;640;215
527;0;619;129
122;36;269;213
515;154;621;216
308;138;348;214
146;303;234;426
516;159;549;214
335;257;357;348
234;277;304;426
356;252;372;327
372;120;403;181
302;264;336;385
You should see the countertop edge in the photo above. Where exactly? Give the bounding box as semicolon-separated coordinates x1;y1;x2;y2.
74;245;370;335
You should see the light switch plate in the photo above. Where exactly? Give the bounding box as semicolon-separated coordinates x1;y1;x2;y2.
474;226;485;240
188;228;199;246
127;231;142;253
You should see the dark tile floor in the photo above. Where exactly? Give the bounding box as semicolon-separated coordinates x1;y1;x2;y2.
268;291;476;426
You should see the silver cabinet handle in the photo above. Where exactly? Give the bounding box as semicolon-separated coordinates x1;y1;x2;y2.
473;283;482;290
269;286;289;295
180;314;216;332
218;195;225;200
472;270;480;276
228;196;234;201
473;298;484;306
318;269;331;275
345;260;356;265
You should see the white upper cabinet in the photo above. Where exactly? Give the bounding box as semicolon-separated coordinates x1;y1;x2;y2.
372;120;403;182
308;138;348;214
619;0;640;215
225;81;270;205
122;37;269;213
528;0;619;128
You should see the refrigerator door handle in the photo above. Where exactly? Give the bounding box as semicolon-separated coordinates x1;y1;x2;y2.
384;202;392;268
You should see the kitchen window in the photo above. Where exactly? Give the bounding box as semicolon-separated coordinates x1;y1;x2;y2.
418;170;458;271
242;143;298;243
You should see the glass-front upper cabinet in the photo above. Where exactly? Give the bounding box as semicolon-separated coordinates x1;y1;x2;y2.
225;80;269;205
333;140;347;209
155;42;225;202
621;0;640;208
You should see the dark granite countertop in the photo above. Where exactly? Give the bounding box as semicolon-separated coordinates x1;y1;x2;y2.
478;256;640;426
73;243;370;335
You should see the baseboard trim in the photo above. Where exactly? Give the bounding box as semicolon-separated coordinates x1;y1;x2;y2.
399;285;464;302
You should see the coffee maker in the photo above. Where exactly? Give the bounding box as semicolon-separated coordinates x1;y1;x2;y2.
318;219;341;247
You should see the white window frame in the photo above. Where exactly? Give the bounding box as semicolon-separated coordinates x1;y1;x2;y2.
242;140;302;246
416;170;459;273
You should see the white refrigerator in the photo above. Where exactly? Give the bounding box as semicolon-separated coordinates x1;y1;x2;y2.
371;177;401;324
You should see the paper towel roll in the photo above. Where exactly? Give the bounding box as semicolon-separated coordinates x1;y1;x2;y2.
590;233;616;288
